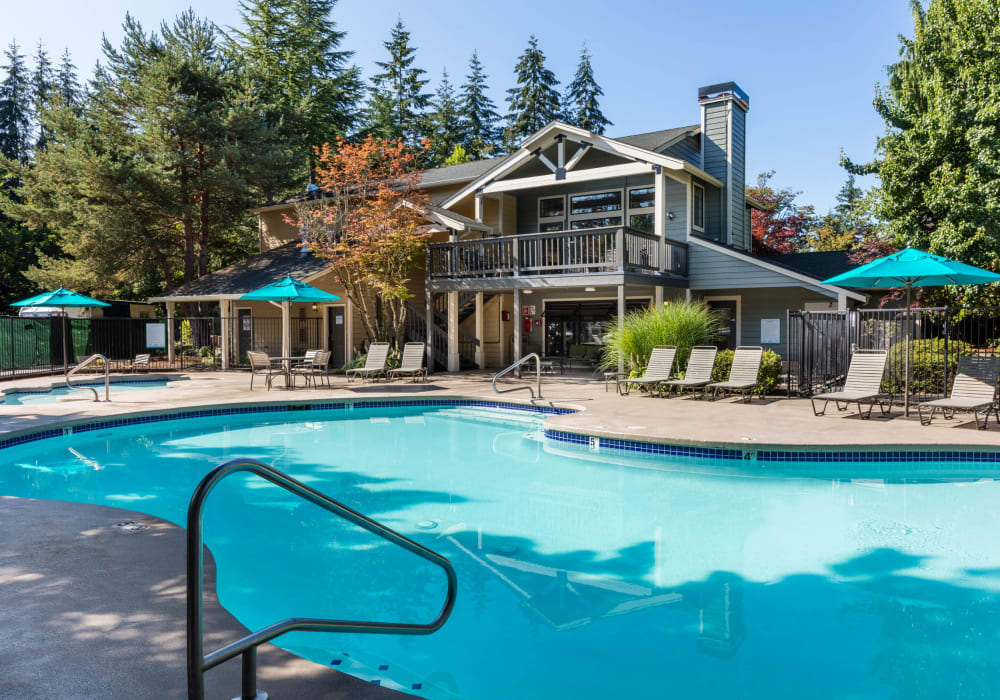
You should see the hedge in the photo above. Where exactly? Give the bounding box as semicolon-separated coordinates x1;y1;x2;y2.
711;348;783;394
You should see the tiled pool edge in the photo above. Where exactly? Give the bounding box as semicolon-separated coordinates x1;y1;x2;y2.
543;427;1000;464
0;397;575;451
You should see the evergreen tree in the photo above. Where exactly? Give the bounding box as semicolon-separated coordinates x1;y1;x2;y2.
230;0;362;183
459;51;500;159
55;48;81;109
505;35;561;147
364;18;430;144
427;69;464;166
31;41;55;150
0;41;32;164
564;46;610;134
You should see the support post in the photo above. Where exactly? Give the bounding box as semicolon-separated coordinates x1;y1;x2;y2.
654;169;667;272
837;292;847;312
220;299;231;370
166;301;176;366
654;286;664;307
497;194;505;236
447;291;459;372
281;301;292;360
615;227;625;272
513;287;522;377
617;284;626;374
474;191;484;223
475;291;485;369
425;289;434;375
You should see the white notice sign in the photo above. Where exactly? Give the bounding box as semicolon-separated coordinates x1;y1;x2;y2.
760;318;780;345
145;322;167;349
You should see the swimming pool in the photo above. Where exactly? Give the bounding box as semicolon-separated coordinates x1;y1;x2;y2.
1;379;173;405
1;401;998;698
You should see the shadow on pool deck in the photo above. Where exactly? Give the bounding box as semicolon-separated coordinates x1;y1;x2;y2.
0;496;417;700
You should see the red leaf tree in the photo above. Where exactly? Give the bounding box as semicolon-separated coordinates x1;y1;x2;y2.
747;171;816;254
288;136;431;350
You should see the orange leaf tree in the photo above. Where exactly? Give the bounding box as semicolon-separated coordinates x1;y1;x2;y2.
290;136;430;351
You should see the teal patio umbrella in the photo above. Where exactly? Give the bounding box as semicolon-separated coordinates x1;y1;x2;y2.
11;288;111;376
823;248;1000;415
239;277;340;359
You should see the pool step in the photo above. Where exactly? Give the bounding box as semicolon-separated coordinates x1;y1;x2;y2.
289;646;462;699
433;407;543;428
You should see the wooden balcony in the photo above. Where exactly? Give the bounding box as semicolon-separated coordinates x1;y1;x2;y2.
427;227;688;286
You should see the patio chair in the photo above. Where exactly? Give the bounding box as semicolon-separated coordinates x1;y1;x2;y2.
617;346;677;396
291;349;332;388
918;355;1000;430
247;350;284;391
125;354;150;373
387;342;427;382
346;342;390;383
707;346;765;402
811;350;891;419
662;346;719;398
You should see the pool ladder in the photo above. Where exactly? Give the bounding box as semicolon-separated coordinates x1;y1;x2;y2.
66;354;110;402
492;352;542;399
186;458;458;700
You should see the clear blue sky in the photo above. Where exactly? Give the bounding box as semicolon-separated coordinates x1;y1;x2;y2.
4;0;915;212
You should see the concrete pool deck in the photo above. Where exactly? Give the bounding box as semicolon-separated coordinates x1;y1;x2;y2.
4;368;1000;698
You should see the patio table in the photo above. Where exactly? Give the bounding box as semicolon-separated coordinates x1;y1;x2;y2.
270;356;307;389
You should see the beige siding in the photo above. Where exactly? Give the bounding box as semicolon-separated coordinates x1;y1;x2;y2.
259;209;300;251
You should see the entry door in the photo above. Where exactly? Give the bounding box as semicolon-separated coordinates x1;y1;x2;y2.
327;306;347;368
237;309;253;363
707;300;738;350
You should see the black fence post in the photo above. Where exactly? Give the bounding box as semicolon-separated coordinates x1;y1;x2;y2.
943;306;949;396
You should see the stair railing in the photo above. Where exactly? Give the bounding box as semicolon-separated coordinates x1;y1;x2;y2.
186;458;458;700
66;353;110;401
492;353;542;399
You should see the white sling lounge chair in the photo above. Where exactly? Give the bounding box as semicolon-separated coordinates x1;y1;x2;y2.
707;346;765;402
918;355;1000;430
618;346;676;396
811;350;891;419
662;345;718;398
346;342;390;383
387;342;428;382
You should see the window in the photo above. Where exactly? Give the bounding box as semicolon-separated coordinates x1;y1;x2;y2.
569;189;623;230
692;183;705;232
627;186;655;234
537;195;566;232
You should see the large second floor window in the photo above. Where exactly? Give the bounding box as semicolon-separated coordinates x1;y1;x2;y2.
627;186;655;234
692;183;705;232
538;195;566;232
569;190;623;230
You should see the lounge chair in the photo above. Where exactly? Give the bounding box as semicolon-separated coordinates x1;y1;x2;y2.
247;351;284;391
291;349;332;388
126;353;150;373
918;355;1000;430
387;342;427;382
617;346;677;396
811;350;891;419
346;342;390;383
662;346;718;398
707;346;764;402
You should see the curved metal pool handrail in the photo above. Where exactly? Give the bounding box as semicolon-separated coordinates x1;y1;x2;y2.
492;353;542;399
66;353;109;402
186;458;458;700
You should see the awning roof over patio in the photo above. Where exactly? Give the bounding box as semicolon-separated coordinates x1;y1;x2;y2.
148;242;328;302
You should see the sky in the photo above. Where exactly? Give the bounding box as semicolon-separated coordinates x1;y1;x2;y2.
3;0;916;212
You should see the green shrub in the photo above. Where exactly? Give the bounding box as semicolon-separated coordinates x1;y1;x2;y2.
883;338;970;394
197;345;213;358
600;300;721;373
711;349;783;394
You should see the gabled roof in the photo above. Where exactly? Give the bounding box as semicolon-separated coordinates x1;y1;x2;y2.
149;242;327;301
760;250;855;281
614;125;699;152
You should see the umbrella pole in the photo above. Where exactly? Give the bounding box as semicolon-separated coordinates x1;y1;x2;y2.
904;285;911;417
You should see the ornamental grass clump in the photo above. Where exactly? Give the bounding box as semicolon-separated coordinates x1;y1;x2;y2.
600;300;721;374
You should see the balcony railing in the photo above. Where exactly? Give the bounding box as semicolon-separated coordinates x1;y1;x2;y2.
427;227;688;280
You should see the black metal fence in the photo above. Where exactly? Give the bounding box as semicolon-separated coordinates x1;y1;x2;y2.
787;306;1000;400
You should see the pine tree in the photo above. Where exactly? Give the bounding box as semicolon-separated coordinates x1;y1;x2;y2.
364;18;430;144
31;41;55;150
56;48;81;108
427;69;464;166
505;36;561;147
459;51;500;159
0;40;32;164
230;0;362;183
564;46;610;134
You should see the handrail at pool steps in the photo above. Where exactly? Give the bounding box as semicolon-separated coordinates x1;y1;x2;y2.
185;458;458;700
492;352;543;399
66;353;110;402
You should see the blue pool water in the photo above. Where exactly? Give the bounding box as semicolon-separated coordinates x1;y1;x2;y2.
2;380;172;405
1;403;999;698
